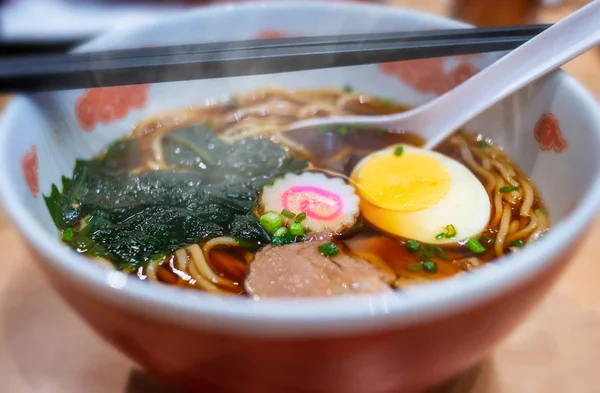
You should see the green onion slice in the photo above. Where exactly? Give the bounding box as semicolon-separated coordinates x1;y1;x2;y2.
294;212;307;223
281;209;295;218
319;242;340;258
511;239;525;247
283;230;294;244
499;186;518;193
465;238;486;254
405;240;419;252
434;246;447;260
422;261;438;273
289;222;305;237
337;126;350;136
444;224;457;239
259;211;284;234
273;227;288;238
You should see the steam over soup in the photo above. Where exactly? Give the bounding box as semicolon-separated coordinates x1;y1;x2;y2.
45;87;549;298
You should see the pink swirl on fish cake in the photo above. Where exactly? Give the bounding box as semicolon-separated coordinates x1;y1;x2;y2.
281;186;343;221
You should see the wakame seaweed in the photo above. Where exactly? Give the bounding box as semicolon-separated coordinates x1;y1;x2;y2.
45;125;307;269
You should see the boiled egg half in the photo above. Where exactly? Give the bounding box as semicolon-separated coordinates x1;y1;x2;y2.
350;144;491;244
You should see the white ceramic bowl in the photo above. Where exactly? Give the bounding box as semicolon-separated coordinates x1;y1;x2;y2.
2;2;600;392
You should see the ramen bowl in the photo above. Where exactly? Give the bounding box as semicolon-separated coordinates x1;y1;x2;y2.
2;2;600;393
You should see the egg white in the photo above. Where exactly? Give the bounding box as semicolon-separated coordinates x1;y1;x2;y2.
351;144;491;244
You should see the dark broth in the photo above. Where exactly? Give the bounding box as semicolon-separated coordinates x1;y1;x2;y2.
49;89;548;294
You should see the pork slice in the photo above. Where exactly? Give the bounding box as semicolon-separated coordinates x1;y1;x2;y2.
245;241;395;298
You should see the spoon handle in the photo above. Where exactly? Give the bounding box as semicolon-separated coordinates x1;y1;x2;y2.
420;0;600;149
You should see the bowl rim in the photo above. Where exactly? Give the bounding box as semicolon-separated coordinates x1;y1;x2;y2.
2;0;600;337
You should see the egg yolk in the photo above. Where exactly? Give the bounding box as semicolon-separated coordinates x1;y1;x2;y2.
354;152;451;211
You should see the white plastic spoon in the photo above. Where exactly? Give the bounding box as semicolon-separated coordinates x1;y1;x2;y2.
287;0;600;150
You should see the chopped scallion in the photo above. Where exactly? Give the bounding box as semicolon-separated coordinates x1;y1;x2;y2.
434;246;448;260
444;224;457;239
435;232;444;240
420;245;435;259
394;145;404;156
62;227;75;241
272;237;284;247
337;126;350;136
417;244;447;260
478;140;491;148
319;242;340;258
294;212;307;223
343;85;354;93
283;230;294;244
407;262;423;272
289;222;304;236
259;211;284;234
422;261;438;273
499;186;518;193
511;239;525;247
537;208;547;215
273;227;288;238
281;209;295;218
465;238;486;254
405;240;419;252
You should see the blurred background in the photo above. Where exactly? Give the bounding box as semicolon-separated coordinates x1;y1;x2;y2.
0;0;591;45
1;1;600;393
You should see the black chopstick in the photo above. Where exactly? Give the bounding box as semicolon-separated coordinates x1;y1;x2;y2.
0;24;551;93
1;25;549;57
0;37;94;57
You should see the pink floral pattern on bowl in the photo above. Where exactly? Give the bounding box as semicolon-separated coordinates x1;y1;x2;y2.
21;145;38;197
534;113;567;153
74;85;150;131
379;55;480;95
257;30;293;39
257;30;480;95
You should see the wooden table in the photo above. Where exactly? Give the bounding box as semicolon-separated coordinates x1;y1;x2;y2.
2;2;600;392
